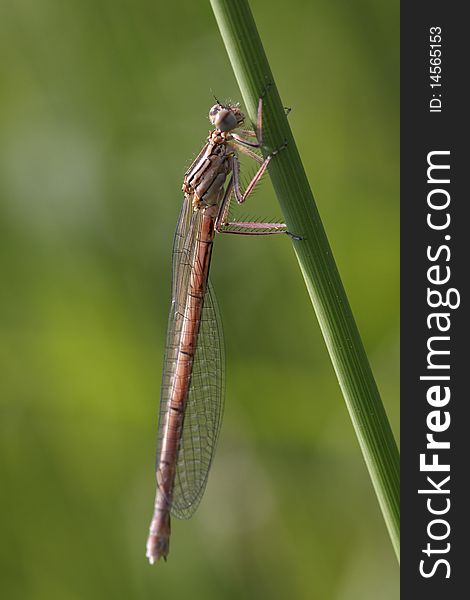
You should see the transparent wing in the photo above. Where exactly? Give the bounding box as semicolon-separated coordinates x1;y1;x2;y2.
171;280;224;518
157;198;225;520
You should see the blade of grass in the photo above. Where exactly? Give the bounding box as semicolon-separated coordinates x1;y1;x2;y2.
210;0;400;560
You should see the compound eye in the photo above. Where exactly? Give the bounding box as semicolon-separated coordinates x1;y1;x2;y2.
209;104;223;124
217;112;238;132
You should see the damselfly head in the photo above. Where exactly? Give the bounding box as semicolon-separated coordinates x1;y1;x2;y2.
209;103;245;132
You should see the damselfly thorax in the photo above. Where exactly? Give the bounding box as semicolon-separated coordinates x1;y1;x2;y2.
183;103;245;214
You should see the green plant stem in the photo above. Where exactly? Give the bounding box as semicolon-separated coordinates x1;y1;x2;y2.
210;0;400;560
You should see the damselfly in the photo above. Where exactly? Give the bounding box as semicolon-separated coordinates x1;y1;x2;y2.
146;94;296;563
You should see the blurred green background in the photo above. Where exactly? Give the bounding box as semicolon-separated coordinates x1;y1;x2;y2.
0;0;399;598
